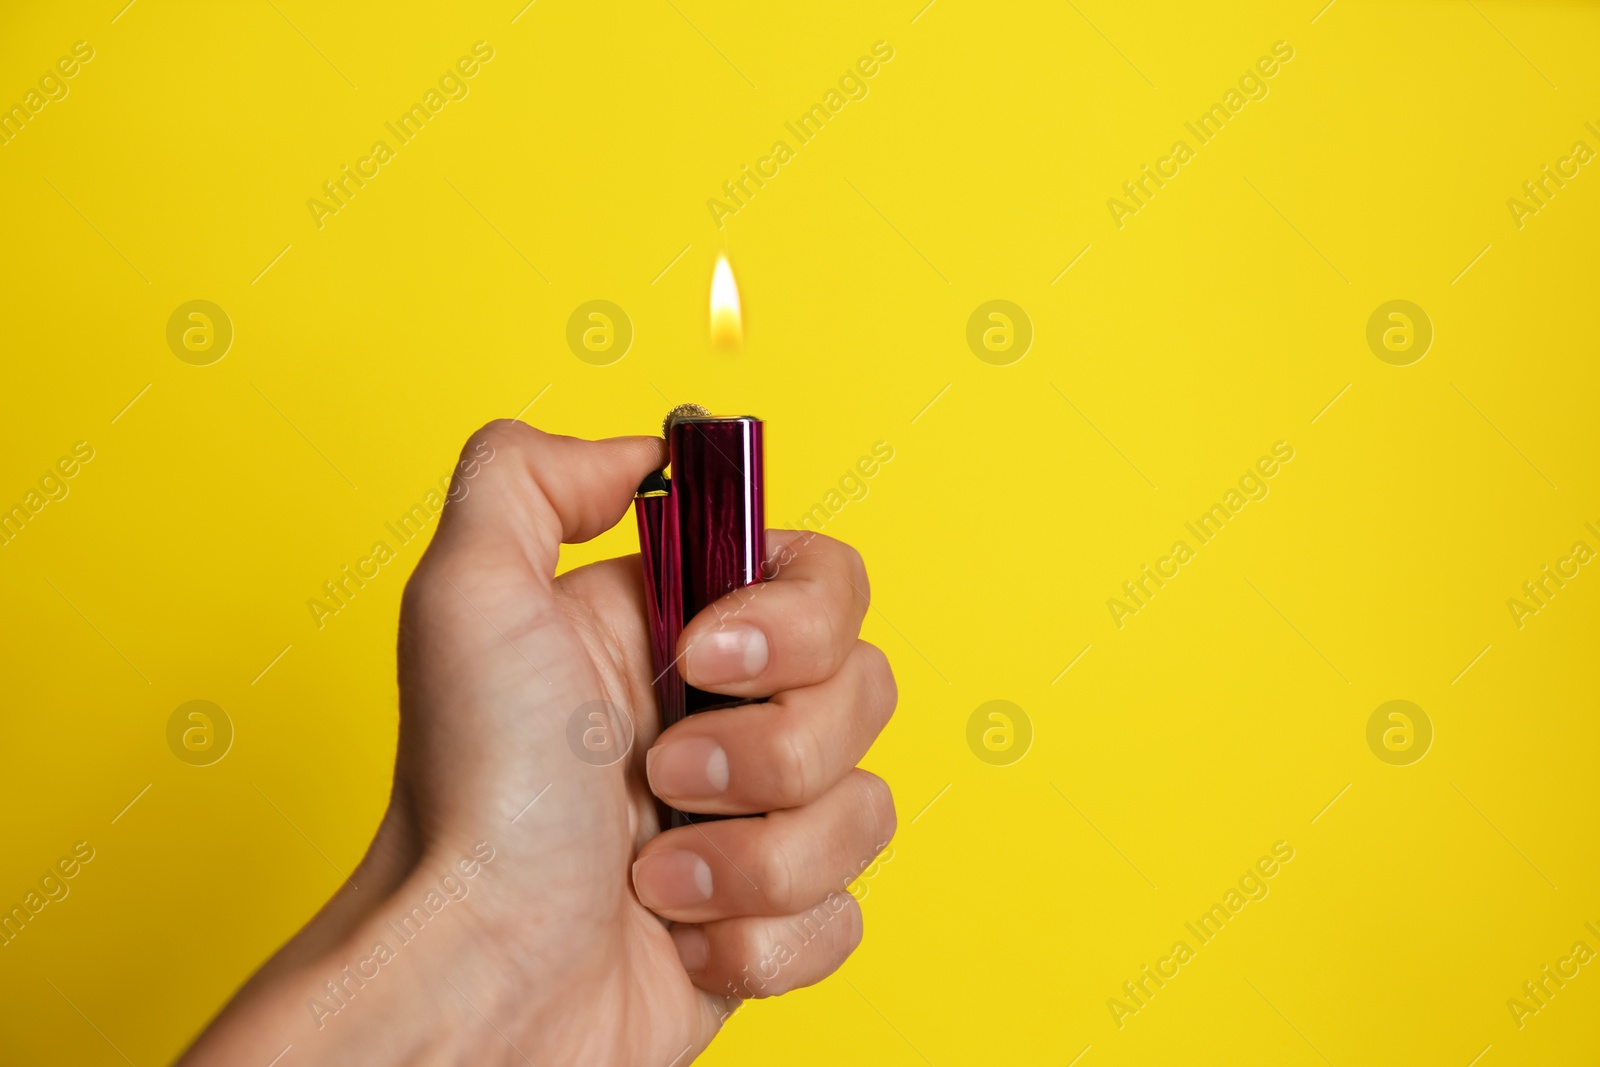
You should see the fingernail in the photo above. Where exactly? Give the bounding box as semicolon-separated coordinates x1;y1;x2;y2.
685;624;768;686
647;738;730;800
632;850;714;911
671;925;710;972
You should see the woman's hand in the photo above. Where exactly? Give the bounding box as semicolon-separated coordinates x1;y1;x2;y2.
178;420;897;1066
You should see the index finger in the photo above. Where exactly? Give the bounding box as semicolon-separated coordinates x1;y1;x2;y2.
676;530;870;698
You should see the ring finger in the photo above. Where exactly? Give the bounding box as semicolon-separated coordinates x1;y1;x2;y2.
631;769;895;923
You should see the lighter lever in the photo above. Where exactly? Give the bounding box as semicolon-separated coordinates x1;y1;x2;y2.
635;405;766;829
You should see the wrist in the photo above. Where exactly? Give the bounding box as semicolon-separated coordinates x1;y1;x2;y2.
181;801;536;1065
300;837;527;1050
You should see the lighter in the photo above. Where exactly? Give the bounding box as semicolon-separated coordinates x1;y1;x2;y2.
635;404;766;828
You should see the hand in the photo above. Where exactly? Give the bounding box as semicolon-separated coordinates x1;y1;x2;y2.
178;420;898;1066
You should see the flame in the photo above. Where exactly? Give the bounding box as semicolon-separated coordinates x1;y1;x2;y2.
710;253;742;350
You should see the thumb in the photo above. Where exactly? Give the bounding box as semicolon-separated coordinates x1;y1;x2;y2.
429;419;665;580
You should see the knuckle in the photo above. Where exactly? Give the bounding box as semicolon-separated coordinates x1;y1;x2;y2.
401;561;480;640
800;534;867;598
787;605;839;677
476;417;535;444
817;537;868;608
753;836;798;912
401;559;448;617
841;893;865;954
855;642;898;726
841;543;869;603
768;711;825;808
453;420;537;494
814;891;863;963
762;535;804;579
468;418;527;458
852;769;897;847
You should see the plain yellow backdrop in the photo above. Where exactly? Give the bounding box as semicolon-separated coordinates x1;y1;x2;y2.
2;1;1597;1063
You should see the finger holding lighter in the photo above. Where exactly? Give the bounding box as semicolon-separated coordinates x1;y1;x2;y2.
636;406;896;820
632;406;898;1000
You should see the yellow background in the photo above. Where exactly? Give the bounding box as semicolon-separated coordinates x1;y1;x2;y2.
2;0;1597;1063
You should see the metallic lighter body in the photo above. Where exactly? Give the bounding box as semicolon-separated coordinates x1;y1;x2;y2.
636;414;766;827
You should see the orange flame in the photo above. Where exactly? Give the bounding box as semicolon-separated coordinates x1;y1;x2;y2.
710;253;742;351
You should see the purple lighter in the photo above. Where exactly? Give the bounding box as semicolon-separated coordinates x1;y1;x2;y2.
635;405;766;827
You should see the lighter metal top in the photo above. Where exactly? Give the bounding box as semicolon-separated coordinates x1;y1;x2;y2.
662;403;712;436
